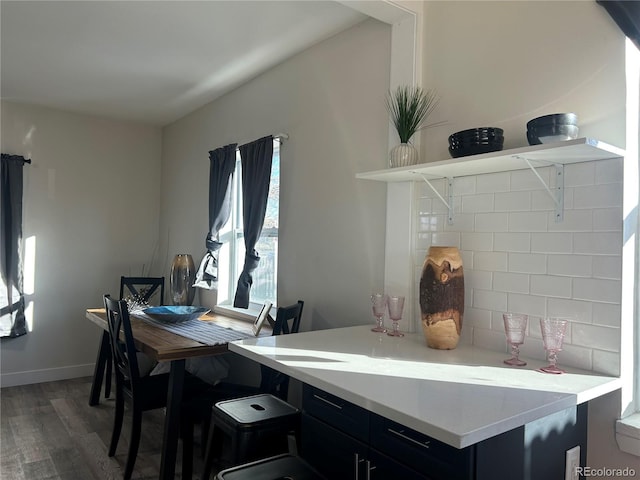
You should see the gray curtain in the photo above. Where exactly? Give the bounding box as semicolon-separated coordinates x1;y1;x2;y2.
1;154;28;338
233;136;273;308
194;144;237;289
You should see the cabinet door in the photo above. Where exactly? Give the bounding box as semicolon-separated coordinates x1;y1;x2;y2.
302;412;368;480
368;449;431;480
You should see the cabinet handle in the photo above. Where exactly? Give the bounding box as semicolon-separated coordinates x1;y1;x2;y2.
354;452;365;479
366;459;376;480
388;428;431;450
313;393;343;410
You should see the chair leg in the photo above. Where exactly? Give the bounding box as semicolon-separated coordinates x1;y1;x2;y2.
89;332;109;406
108;388;124;457
201;424;224;480
104;347;112;399
124;408;143;480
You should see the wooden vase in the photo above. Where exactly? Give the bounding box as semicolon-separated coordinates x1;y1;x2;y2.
419;246;464;349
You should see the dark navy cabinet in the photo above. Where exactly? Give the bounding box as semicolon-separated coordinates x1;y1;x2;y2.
300;385;588;480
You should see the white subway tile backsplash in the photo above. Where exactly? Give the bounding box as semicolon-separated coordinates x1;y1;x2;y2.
507;294;546;318
547;254;592;278
572;323;620;352
431;232;461;247
595;158;623;184
453;176;477;195
475;213;509;232
461;193;494;213
464;307;491;329
410;158;623;374
493;272;529;294
473;289;508;312
444;213;475;232
495;233;530;252
573;183;622;209
573;232;622;255
531;189;558;212
593;207;623;231
573;278;621;303
476;172;510;193
592;302;621;328
564;162;596;187
511;167;550;191
473;251;508;272
465;269;493;290
592;255;622;280
547;210;593;232
509;212;548;232
547;298;593;324
494;191;531;212
592;349;620;376
461;232;493;251
530;275;572;298
508;253;547;274
531;232;573;254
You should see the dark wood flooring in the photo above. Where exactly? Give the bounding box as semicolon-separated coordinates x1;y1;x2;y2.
1;376;212;480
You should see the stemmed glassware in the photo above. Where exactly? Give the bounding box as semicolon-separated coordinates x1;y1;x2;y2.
539;318;568;374
387;295;405;337
502;313;528;366
371;293;388;333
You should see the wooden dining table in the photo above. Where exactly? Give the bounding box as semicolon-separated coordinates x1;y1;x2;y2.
86;308;271;480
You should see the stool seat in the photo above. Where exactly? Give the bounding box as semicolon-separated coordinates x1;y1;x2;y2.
202;394;301;477
215;454;325;480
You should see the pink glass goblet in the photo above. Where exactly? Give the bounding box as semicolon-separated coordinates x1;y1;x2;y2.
502;313;528;366
539;317;568;374
371;293;388;333
386;295;405;337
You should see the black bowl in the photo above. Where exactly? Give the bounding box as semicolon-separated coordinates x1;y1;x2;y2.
449;135;504;147
527;124;579;145
526;113;578;130
449;127;503;143
449;143;504;158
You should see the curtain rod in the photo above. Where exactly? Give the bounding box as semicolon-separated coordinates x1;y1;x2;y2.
234;133;289;150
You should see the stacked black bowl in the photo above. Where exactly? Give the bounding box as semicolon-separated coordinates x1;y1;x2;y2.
526;113;578;145
448;127;504;158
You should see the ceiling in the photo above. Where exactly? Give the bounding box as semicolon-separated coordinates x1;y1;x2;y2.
1;1;367;126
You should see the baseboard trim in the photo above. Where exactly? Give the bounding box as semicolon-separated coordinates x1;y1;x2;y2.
0;364;95;388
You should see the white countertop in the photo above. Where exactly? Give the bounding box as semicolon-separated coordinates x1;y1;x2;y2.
229;325;622;448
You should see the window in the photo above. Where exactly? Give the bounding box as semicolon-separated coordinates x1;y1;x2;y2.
217;139;279;309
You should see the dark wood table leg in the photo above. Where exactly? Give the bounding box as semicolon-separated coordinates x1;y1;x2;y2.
159;358;185;480
89;332;109;406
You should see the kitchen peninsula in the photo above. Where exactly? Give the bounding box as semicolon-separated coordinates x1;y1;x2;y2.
229;325;622;479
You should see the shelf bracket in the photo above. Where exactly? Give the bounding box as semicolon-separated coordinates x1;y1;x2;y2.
415;173;454;224
514;155;564;222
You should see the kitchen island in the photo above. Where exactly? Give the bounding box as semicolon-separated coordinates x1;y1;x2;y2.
229;325;622;479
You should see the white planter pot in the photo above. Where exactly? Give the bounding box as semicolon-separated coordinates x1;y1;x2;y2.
390;143;418;168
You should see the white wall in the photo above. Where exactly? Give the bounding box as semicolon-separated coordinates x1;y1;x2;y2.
420;1;626;158
160;18;391;334
0;101;162;386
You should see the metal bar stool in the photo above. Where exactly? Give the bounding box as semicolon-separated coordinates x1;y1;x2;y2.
215;453;325;480
202;394;301;478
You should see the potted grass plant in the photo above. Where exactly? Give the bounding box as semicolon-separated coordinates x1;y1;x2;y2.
386;85;440;167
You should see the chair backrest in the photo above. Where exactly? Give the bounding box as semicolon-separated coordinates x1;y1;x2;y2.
272;300;304;336
104;294;141;393
259;300;304;400
120;276;165;305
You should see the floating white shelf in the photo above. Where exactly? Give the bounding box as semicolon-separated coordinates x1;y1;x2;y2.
355;137;625;183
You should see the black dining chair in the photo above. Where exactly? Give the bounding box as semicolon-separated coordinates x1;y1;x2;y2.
199;300;304;479
103;294;212;480
89;276;164;406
